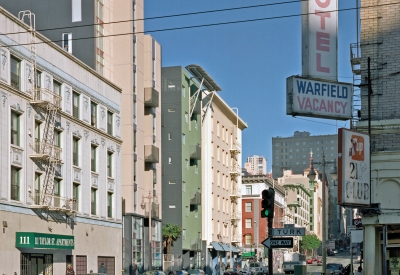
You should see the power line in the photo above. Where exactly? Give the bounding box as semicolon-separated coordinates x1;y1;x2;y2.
3;0;306;36
2;1;399;49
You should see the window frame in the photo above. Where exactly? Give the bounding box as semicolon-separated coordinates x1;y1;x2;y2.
91;101;97;127
72;92;80;119
107;111;113;135
91;145;97;172
62;33;73;53
11;111;20;146
107;151;113;178
91;188;97;215
107;192;113;218
10;55;21;90
11;166;21;201
72;137;79;166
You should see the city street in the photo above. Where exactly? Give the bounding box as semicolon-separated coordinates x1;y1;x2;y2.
272;251;357;275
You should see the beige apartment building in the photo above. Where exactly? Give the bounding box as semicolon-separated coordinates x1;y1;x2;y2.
202;92;247;273
102;2;163;273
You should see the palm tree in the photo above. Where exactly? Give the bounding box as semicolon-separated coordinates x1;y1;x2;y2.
162;223;182;261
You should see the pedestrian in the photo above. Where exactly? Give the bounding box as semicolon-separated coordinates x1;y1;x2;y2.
99;263;107;274
66;264;75;275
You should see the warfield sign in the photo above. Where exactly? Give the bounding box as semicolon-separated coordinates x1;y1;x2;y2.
302;0;338;80
286;76;353;120
338;128;370;206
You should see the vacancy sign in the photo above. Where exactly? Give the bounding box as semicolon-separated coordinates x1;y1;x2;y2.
302;0;338;80
286;76;353;120
338;128;370;206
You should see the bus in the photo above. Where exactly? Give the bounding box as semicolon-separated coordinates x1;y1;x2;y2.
282;252;306;274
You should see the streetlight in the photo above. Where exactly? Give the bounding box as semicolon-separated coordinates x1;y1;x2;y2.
141;190;158;271
307;151;337;275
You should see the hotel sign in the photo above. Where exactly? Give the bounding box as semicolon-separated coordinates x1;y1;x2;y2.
16;232;74;249
286;76;353;120
338;128;370;206
302;0;338;80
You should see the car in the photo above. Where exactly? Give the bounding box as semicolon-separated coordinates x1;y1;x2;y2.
339;247;344;252
317;259;322;266
187;269;206;275
248;262;267;275
224;268;241;275
306;258;313;264
333;249;339;254
326;263;344;275
312;257;318;262
327;249;335;256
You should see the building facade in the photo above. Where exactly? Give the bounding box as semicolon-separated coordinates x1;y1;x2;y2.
0;1;163;273
350;1;400;273
161;66;203;270
241;176;285;258
244;155;267;175
0;8;122;275
272;131;337;178
202;90;247;274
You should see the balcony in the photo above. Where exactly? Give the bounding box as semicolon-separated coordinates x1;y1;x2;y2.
29;142;62;161
230;187;241;198
229;164;241;176
30;88;62;109
144;87;159;107
144;145;159;163
190;191;201;205
229;140;241;154
190;144;201;160
230;210;241;220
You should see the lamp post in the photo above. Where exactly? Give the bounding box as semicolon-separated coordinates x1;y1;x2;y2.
254;221;259;260
141;190;157;271
308;151;337;275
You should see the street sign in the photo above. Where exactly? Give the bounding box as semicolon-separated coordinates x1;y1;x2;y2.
327;241;335;250
262;237;293;249
271;227;306;236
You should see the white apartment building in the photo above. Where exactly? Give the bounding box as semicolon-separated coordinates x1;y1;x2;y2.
244;155;267;175
0;9;122;275
202;90;247;274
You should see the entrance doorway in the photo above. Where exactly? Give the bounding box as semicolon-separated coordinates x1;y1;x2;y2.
21;253;53;275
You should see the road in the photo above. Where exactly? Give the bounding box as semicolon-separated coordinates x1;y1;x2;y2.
271;251;359;275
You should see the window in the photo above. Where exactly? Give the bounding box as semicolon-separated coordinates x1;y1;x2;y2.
54;130;61;148
91;188;97;215
91;102;97;127
91;145;97;172
10;166;20;201
34;70;41;88
245;202;252;212
73;183;79;211
107;151;113;177
168;157;172;164
54;178;61;207
107;192;113;218
182;86;185;97
168;132;172;140
62;33;72;53
168;108;175;112
11;112;20;146
53;80;61;96
245;235;252;245
245;185;252;195
73;137;79;166
169;180;176;184
245;219;252;228
34;173;41;204
107;111;113;135
72;92;79;118
10;56;21;90
182;133;185;144
182;181;186;192
185;112;188;123
185;159;188;170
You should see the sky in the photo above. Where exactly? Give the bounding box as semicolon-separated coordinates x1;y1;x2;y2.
144;0;359;171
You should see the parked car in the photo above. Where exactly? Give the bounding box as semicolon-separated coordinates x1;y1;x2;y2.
168;270;188;275
327;250;335;256
326;263;344;275
339;247;344;252
144;271;167;275
312;257;318;262
224;268;240;275
248;262;267;275
187;270;206;275
306;258;313;264
317;258;322;266
333;249;339;254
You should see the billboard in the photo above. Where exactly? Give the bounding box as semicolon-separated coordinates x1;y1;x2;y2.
338;128;370;206
302;0;338;80
286;76;353;120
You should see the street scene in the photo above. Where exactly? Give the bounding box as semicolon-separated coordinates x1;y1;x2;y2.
0;0;399;275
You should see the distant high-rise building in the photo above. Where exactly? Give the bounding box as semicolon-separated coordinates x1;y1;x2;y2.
272;131;337;178
244;155;267;175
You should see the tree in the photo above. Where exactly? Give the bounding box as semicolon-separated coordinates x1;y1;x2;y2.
300;233;321;256
162;223;182;260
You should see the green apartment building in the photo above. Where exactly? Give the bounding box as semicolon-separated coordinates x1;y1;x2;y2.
162;66;203;270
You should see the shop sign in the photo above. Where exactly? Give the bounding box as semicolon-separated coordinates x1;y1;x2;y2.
286;76;353;120
338;128;370;206
16;232;74;249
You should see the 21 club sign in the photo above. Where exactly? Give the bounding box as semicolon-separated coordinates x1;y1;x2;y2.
338;128;370;206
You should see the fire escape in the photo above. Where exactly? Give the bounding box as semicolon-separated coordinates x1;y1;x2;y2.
229;134;241;244
19;11;75;224
350;43;362;129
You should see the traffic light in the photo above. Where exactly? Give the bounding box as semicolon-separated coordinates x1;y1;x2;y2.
261;188;275;219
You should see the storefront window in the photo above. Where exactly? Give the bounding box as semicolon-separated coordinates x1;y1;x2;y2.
132;218;143;273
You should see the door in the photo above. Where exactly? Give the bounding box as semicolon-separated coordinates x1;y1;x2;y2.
31;255;45;275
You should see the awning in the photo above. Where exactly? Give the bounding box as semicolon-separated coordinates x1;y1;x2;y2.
220;243;230;251
229;245;240;253
211;241;224;251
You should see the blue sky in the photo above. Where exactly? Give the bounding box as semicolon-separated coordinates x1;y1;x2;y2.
144;0;358;171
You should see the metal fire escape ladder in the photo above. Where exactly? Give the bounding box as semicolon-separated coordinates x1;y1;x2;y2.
350;43;362;129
